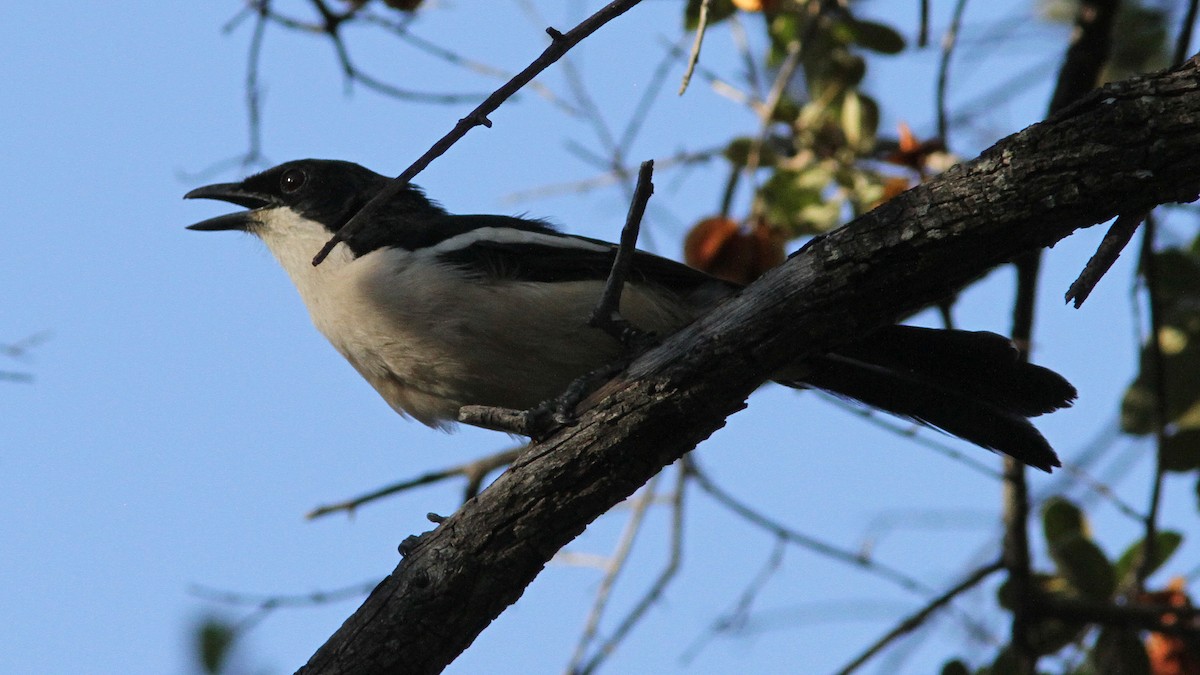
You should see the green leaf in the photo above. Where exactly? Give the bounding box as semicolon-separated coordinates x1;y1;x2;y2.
990;648;1020;675
1119;259;1200;450
1027;615;1089;656
996;576;1087;655
839;91;878;151
767;13;802;67
1120;314;1200;463
1042;499;1115;600
1107;5;1169;80
759;167;843;235
1121;384;1158;435
941;660;971;675
195;617;236;674
1162;428;1200;471
807;52;866;95
1052;533;1117;600
1090;627;1150;675
1114;531;1184;591
722;137;779;168
1121;382;1158;435
843;18;906;54
684;0;737;30
1042;497;1087;546
841;90;864;148
1036;0;1079;23
1148;249;1200;305
769;96;801;124
997;573;1070;611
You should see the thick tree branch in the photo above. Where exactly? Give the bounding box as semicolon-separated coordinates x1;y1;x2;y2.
298;58;1200;675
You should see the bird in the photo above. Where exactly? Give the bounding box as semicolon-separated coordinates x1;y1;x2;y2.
185;159;1076;471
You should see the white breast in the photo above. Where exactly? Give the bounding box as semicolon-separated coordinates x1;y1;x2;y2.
254;211;695;427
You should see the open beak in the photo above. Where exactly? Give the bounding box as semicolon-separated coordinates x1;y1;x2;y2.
184;183;279;231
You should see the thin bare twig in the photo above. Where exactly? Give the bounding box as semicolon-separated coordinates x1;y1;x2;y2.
561;50;622;171
1042;456;1147;523
618;35;687;155
567;474;661;672
944;55;1062;134
361;11;580;114
1;331;51;360
857;510;994;562
306;446;523;519
836;559;1005;675
658;35;754;108
190;578;379;633
918;0;930;48
576;460;688;675
191;579;378;609
310;0;485;104
679;0;710;95
680;537;787;664
1002;456;1036;674
502;147;718;203
243;1;268;166
729;14;763;102
1007;263;1038;675
814;392;1003;480
689;464;935;596
1;330;51;383
1007;252;1040;675
1136;216;1169;589
1165;19;1200;587
555;43;660;252
253;0;482;104
590;161;655;340
1173;0;1200;65
1065;211;1147;308
742;39;802;214
179;2;272;179
312;0;650;266
935;0;971;142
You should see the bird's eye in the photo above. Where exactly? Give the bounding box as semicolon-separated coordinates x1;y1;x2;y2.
280;168;307;194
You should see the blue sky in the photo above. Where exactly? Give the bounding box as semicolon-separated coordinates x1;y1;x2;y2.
3;2;1195;674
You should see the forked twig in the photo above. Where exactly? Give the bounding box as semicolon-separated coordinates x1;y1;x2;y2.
680;537;786;664
306;446;523;519
312;0;650;266
835;559;1004;674
689;463;934;595
576;460;688;674
567;474;662;671
190;578;379;632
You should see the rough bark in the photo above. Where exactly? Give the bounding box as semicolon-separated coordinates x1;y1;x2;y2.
298;57;1200;674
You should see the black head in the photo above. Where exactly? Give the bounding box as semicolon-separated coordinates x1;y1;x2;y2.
185;159;395;231
185;159;449;254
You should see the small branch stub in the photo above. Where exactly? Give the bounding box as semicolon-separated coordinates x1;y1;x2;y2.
589;160;655;342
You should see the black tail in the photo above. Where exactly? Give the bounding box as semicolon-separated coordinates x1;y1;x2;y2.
785;326;1076;472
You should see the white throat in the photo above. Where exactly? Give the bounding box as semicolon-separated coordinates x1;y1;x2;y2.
252;208;357;308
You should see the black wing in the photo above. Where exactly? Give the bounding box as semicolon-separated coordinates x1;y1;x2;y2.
432;216;736;298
